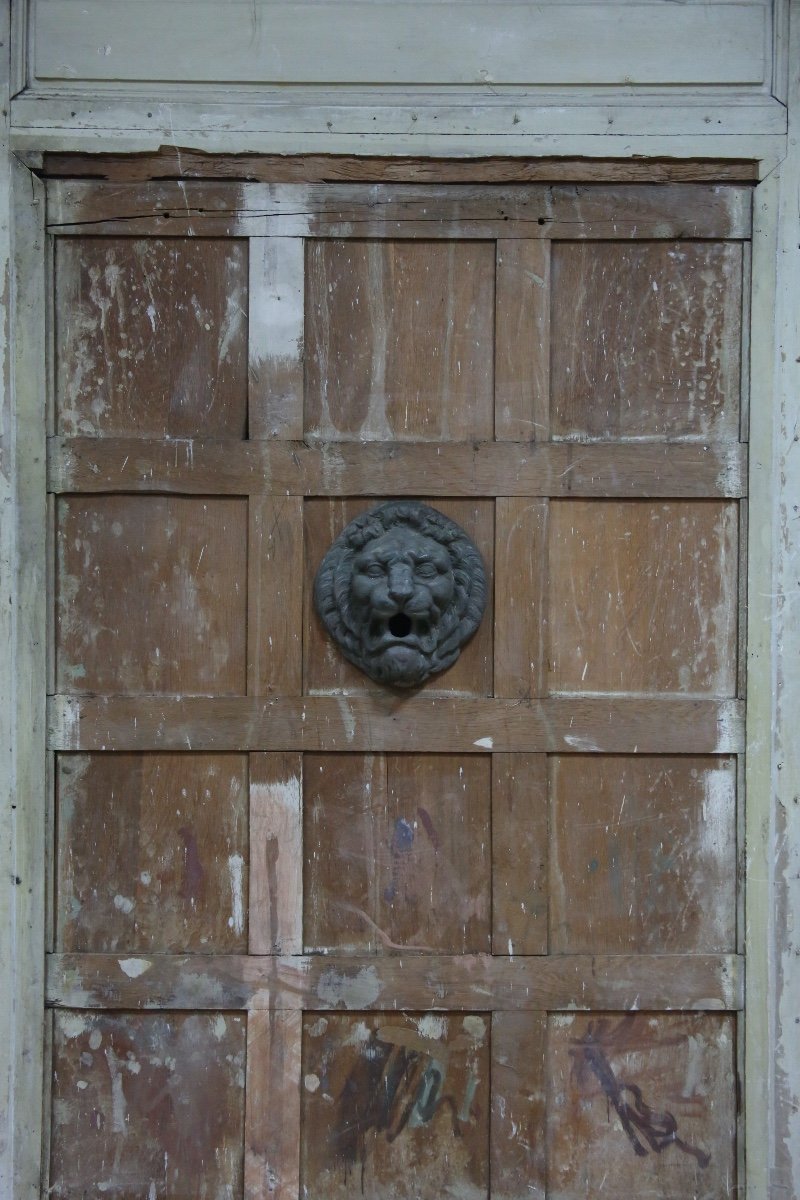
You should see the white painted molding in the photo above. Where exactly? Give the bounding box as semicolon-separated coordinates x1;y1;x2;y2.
32;2;769;89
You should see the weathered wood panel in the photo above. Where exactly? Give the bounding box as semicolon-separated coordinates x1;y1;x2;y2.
55;237;247;438
47;694;746;754
494;499;548;700
49;437;749;499
247;496;303;696
40;152;763;186
245;1009;302;1200
549;756;737;954
45;953;744;1013
248;752;303;955
33;4;768;88
46;182;753;241
56;495;248;695
547;1012;736;1199
547;500;739;696
551;241;743;441
491;1012;547;1200
56;753;248;953
492;755;548;956
495;239;550;441
303;754;491;954
49;1010;246;1198
305;239;494;441
248;236;305;440
303;498;494;696
300;1010;490;1200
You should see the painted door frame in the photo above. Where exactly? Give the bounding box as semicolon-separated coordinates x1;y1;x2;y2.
2;2;800;1196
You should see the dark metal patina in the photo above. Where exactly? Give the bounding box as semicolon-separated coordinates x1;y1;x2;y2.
313;501;488;688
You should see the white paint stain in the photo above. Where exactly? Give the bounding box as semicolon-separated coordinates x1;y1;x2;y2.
304;1073;321;1093
317;965;382;1010
119;958;152;979
473;736;493;749
564;734;601;752
416;1014;447;1040
113;894;134;914
336;696;356;743
227;853;245;936
104;1047;128;1135
213;1015;228;1041
462;1015;486;1042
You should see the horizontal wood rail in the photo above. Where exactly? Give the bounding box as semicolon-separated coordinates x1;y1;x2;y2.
46;181;752;239
48;438;748;499
48;695;745;754
46;952;743;1013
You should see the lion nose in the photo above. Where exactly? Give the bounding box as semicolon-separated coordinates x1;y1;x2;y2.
388;565;414;604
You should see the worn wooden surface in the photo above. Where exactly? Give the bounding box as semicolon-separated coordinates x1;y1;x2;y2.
45;177;747;1197
305;239;495;441
46;953;743;1013
304;754;491;954
55;237;248;438
547;1012;737;1199
47;694;746;754
40;152;762;185
49;437;749;498
46;182;753;240
300;1010;490;1200
551;241;743;441
56;753;248;952
49;1009;246;1198
56;495;248;694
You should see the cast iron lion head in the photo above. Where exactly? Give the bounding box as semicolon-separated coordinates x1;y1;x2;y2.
313;501;488;688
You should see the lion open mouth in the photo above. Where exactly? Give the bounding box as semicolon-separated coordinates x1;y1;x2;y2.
366;614;435;654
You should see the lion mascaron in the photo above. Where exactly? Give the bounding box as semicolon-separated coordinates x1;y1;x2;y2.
313;501;488;688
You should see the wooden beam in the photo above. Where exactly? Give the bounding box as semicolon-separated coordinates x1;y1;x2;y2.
45;181;753;239
48;438;749;499
47;694;746;755
45;951;744;1013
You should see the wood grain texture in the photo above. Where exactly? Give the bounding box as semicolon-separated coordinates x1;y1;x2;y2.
49;1010;246;1199
305;239;494;441
248;236;304;439
49;437;749;499
495;240;550;440
56;495;248;695
300;1010;490;1200
494;499;548;699
303;499;494;696
303;754;491;954
41;153;762;185
247;496;303;696
492;755;548;956
547;500;739;696
547;1012;736;1199
47;182;753;240
491;1012;547;1200
551;241;743;441
56;753;248;953
47;694;746;755
549;756;737;954
249;753;303;956
245;1009;302;1200
45;953;744;1013
54;237;247;437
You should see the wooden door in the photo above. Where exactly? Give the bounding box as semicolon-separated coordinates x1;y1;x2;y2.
45;170;748;1198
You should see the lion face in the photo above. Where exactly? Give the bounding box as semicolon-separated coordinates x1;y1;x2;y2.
349;529;456;686
313;501;487;689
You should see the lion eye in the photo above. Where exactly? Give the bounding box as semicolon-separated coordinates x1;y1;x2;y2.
364;563;385;578
415;563;437;579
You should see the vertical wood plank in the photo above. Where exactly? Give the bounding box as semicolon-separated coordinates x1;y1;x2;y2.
248;496;303;696
249;752;303;955
494;498;548;699
492;754;548;956
245;1009;302;1200
491;1011;547;1200
248;237;305;440
495;239;550;441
